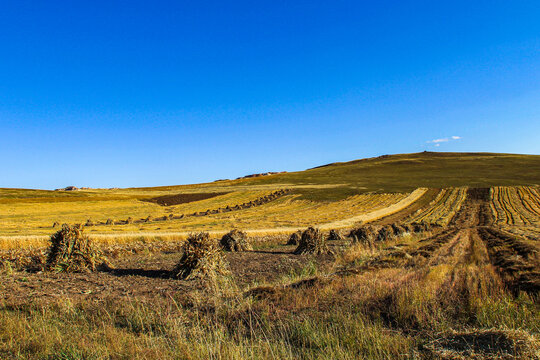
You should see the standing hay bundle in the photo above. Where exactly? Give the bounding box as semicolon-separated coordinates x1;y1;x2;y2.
349;225;378;244
168;213;174;220
145;215;153;222
412;222;430;233
172;232;228;280
287;230;302;245
401;224;413;233
220;229;252;251
294;227;332;255
85;219;94;227
391;223;406;236
46;224;104;272
126;217;133;224
377;225;394;241
52;221;59;228
328;229;344;241
106;218;114;225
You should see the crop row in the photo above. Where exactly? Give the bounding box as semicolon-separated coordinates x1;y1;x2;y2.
79;189;291;227
490;186;540;227
405;187;468;226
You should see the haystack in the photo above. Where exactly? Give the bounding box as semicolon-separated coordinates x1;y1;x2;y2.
391;223;406;236
172;232;228;280
46;224;104;272
412;222;429;233
328;229;344;241
220;229;252;251
294;227;332;255
377;225;394;241
287;230;302;245
126;217;133;224
85;219;94;227
349;225;378;244
401;224;413;233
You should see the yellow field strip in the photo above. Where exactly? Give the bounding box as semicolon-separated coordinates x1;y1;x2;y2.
318;187;427;229
0;188;427;249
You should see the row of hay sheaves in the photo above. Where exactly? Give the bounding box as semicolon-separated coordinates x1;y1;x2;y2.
39;219;434;281
52;189;291;228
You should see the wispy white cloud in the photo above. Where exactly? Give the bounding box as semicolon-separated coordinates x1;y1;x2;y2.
427;138;449;143
426;136;462;144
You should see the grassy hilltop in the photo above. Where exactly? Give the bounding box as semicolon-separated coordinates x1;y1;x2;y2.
238;151;540;200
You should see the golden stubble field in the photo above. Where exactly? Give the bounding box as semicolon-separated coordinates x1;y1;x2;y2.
0;183;539;359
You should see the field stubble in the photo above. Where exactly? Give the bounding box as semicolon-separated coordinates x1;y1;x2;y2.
0;186;539;358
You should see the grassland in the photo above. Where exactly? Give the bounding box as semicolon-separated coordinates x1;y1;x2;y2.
1;152;540;359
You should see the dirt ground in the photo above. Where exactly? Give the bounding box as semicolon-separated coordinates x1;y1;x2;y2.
0;243;337;306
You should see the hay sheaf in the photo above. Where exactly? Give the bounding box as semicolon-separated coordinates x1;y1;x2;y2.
349;225;379;244
173;232;229;280
377;225;394;242
46;224;104;272
287;230;302;245
220;229;252;252
328;229;344;241
294;227;333;255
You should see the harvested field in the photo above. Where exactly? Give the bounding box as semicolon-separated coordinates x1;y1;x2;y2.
405;187;468;226
1;152;540;359
0;237;335;305
1;187;539;359
478;227;540;295
370;187;441;225
144;192;229;206
491;186;540;227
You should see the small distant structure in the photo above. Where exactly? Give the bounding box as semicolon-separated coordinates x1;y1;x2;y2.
55;186;79;191
236;171;287;180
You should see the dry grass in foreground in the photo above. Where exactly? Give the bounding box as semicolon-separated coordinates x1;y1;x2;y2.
0;227;538;359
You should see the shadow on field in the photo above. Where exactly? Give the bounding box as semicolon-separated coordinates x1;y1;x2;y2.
250;249;292;255
107;268;172;279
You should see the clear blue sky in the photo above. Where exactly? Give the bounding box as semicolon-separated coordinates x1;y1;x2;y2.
1;1;539;189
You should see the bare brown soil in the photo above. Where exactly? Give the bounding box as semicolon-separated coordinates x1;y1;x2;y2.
448;187;493;228
0;243;335;306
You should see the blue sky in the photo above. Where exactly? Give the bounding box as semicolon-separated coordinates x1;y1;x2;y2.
1;1;539;189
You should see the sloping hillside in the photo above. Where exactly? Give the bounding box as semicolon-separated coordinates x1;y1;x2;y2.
235;152;540;200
